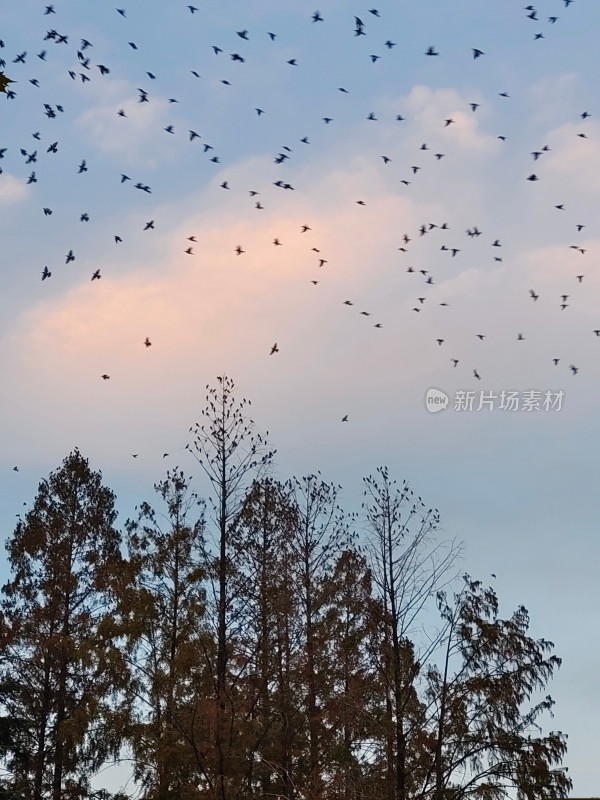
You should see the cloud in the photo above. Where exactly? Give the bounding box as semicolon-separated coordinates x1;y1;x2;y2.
404;85;503;156
0;174;29;205
3;83;597;471
543;121;600;194
76;79;184;166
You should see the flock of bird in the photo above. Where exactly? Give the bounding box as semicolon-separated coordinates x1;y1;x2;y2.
0;0;595;453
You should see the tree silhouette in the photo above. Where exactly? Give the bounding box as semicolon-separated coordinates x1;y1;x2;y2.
0;387;571;800
187;377;274;800
0;450;125;800
422;576;571;800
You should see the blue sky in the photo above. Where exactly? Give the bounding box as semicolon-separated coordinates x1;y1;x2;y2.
1;0;599;794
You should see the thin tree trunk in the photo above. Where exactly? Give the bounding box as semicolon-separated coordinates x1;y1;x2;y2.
33;655;52;800
52;604;70;800
216;408;228;800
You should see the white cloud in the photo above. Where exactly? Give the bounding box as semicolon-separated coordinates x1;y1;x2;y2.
76;78;184;166
0;173;29;205
543;121;600;194
405;85;503;156
2;84;598;471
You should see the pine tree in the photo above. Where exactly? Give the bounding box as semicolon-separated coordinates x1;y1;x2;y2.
233;478;301;799
287;474;354;800
121;469;210;800
187;377;273;800
363;467;459;800
318;548;378;800
0;450;125;800
422;576;572;800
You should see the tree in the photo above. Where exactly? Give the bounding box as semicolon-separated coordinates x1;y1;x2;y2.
0;450;126;800
187;377;274;800
0;429;571;800
233;478;302;799
286;474;354;800
421;576;572;800
120;469;210;800
363;467;460;800
0;73;14;93
317;547;379;800
0;675;32;799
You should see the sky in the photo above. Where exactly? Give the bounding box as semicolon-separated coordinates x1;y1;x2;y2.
0;0;599;795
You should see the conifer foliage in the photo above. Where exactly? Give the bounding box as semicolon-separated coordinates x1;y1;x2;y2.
0;382;571;800
0;449;126;800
